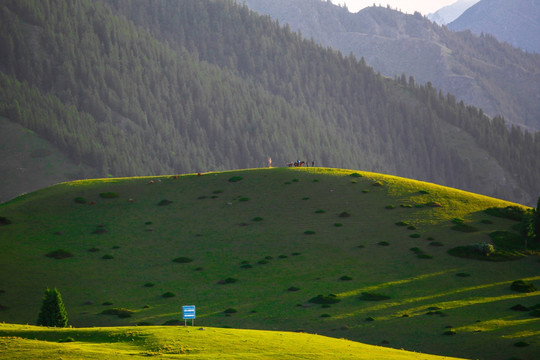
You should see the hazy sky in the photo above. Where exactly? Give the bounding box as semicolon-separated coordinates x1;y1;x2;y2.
330;0;460;14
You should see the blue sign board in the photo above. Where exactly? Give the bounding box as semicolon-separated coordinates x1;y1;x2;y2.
182;305;196;320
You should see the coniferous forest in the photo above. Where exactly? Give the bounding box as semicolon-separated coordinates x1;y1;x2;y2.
0;0;538;205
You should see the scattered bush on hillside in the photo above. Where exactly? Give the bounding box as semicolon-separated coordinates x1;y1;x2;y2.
198;195;207;200
213;190;223;194
340;275;352;281
315;210;326;213
136;322;153;326
427;202;442;207
58;336;75;343
278;255;288;259
410;233;421;238
74;197;87;204
365;317;375;322
448;245;521;261
320;313;331;318
158;199;172;206
258;260;269;265
99;192;119;199
228;176;243;183
473;243;495;256
378;241;390;246
102;254;114;259
510;304;529;311
514;341;529;347
339;212;351;218
334;223;343;227
143;282;155;287
172;257;193;263
400;204;413;208
292;179;299;183
309;294;341;305
88;247;100;252
101;308;134;318
0;216;12;226
396;221;409;226
239;197;250;202
419;190;430;194
385;205;395;209
455;272;471;277
362;190;370;193
45;249;73;259
451;223;479;233
430;241;444;247
102;301;113;306
92;228;108;234
350;173;363;178
510;280;537;293
443;330;456;336
240;264;253;269
373;181;383;187
218;277;238;285
485;206;525;221
452;218;465;224
417;253;433;259
304;230;316;235
224;308;237;314
407;225;417;230
359;292;390;301
288;286;300;292
252;216;263;222
162;292;175;298
291;252;301;256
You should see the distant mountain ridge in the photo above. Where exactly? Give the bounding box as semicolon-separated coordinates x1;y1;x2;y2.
449;0;540;54
427;0;480;25
242;0;540;131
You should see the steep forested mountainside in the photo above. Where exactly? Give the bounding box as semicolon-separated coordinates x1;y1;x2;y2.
450;0;540;54
0;0;538;205
242;0;540;131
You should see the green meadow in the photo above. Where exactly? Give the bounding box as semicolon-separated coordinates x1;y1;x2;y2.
0;167;538;360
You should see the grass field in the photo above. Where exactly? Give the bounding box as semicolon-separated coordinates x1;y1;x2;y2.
0;323;468;359
0;167;539;359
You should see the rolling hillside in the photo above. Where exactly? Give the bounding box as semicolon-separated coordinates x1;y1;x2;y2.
0;0;539;206
0;168;538;360
0;323;467;359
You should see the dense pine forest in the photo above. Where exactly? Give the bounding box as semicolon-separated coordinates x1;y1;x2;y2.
0;0;538;204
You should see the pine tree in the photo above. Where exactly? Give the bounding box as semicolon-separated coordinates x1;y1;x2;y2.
37;288;68;327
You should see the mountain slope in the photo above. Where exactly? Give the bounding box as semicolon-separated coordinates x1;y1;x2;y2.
449;0;540;54
427;0;480;25
0;0;538;206
242;0;540;132
0;168;538;360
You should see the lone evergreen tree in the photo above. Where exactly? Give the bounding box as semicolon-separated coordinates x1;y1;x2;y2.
37;288;68;327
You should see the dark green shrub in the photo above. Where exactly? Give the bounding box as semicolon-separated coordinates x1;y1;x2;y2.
239;197;250;202
173;257;193;263
252;217;264;222
451;224;479;233
45;249;73;259
278;255;288;259
224;308;237;314
484;206;525;221
99;192;119;199
443;330;456;336
385;205;395;209
419;190;429;194
339;211;351;218
334;223;343;227
88;248;100;253
162;292;175;298
194;267;203;271
218;277;238;285
410;247;421;253
292;179;300;182
291;252;301;256
362;190;370;193
198;196;207;200
102;301;113;306
228;176;243;183
143;283;155;287
111;246;120;249
309;294;341;305
414;204;424;208
315;210;326;214
365;317;375;322
258;260;269;265
510;280;537;293
430;241;444;247
74;197;86;204
102;254;114;260
417;253;433;259
407;225;417;230
378;241;390;246
304;230;316;235
265;256;273;260
101;308;134;317
288;286;300;292
510;304;529;311
320;313;331;318
145;221;153;225
350;173;363;178
410;233;421;238
136;322;153;326
400;204;413;208
213;190;224;194
514;341;529;347
58;337;75;343
0;217;12;226
373;181;383;187
92;228;107;234
313;179;319;182
359;292;390;301
158;199;172;206
452;218;465;224
37;288;68;327
456;273;470;277
240;264;253;269
340;276;352;281
396;221;409;226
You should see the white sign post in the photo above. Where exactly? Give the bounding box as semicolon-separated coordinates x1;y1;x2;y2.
182;305;196;326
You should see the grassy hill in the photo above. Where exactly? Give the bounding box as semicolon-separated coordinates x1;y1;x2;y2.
0;168;539;359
